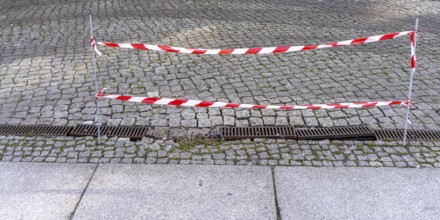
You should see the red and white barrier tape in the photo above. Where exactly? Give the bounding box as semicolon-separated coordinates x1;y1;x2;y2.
90;37;102;56
95;31;413;55
96;88;409;110
410;31;417;70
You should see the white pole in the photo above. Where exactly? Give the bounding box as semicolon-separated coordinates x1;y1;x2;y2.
89;15;101;145
403;18;418;145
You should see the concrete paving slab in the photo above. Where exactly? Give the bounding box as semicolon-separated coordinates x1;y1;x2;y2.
275;167;440;219
74;164;276;220
0;162;96;220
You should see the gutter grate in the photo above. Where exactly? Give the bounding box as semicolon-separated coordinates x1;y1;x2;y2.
375;130;440;140
69;124;148;141
296;126;375;140
1;124;440;142
0;125;73;136
219;126;296;140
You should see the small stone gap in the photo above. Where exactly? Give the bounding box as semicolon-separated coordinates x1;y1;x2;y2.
271;166;282;220
69;164;99;220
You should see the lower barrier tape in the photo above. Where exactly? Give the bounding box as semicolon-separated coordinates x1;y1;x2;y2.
96;88;409;110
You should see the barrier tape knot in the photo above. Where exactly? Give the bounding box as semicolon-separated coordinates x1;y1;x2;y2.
404;99;412;109
90;37;102;56
96;88;108;100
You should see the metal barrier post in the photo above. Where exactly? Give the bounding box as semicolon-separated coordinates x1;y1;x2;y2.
403;18;418;145
89;15;101;145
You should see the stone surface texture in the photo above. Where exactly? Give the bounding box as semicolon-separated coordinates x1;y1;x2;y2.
0;162;95;220
1;135;439;168
74;164;276;220
275;166;440;219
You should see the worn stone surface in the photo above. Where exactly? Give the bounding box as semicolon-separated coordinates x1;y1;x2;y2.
275;167;440;219
0;162;96;219
74;164;275;219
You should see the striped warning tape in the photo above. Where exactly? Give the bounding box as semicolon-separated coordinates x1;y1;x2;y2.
410;31;417;70
90;37;102;56
94;31;413;55
96;88;409;110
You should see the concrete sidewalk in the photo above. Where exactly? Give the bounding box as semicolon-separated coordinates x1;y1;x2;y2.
1;162;439;219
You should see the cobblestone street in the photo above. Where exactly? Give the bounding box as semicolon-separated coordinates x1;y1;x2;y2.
1;0;439;166
1;136;440;168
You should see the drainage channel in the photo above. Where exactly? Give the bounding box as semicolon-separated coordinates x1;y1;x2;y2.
375;129;440;140
69;124;148;141
1;124;440;142
0;125;72;136
0;124;148;141
296;126;375;140
219;126;440;141
219;126;296;140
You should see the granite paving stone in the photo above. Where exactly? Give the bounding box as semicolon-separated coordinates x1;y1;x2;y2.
74;164;275;219
275;167;440;219
0;162;96;219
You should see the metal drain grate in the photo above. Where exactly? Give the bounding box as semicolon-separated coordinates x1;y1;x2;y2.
296;126;375;140
0;125;73;136
69;124;148;141
375;130;440;140
219;126;296;140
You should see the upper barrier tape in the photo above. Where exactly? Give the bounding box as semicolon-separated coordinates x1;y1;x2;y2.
96;88;409;110
95;31;413;55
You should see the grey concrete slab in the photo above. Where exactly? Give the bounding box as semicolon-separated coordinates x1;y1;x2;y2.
0;162;96;220
275;167;440;219
74;164;276;220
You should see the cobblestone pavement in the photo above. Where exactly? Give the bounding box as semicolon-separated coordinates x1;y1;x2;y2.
1;0;440;162
1;136;440;168
1;0;439;137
